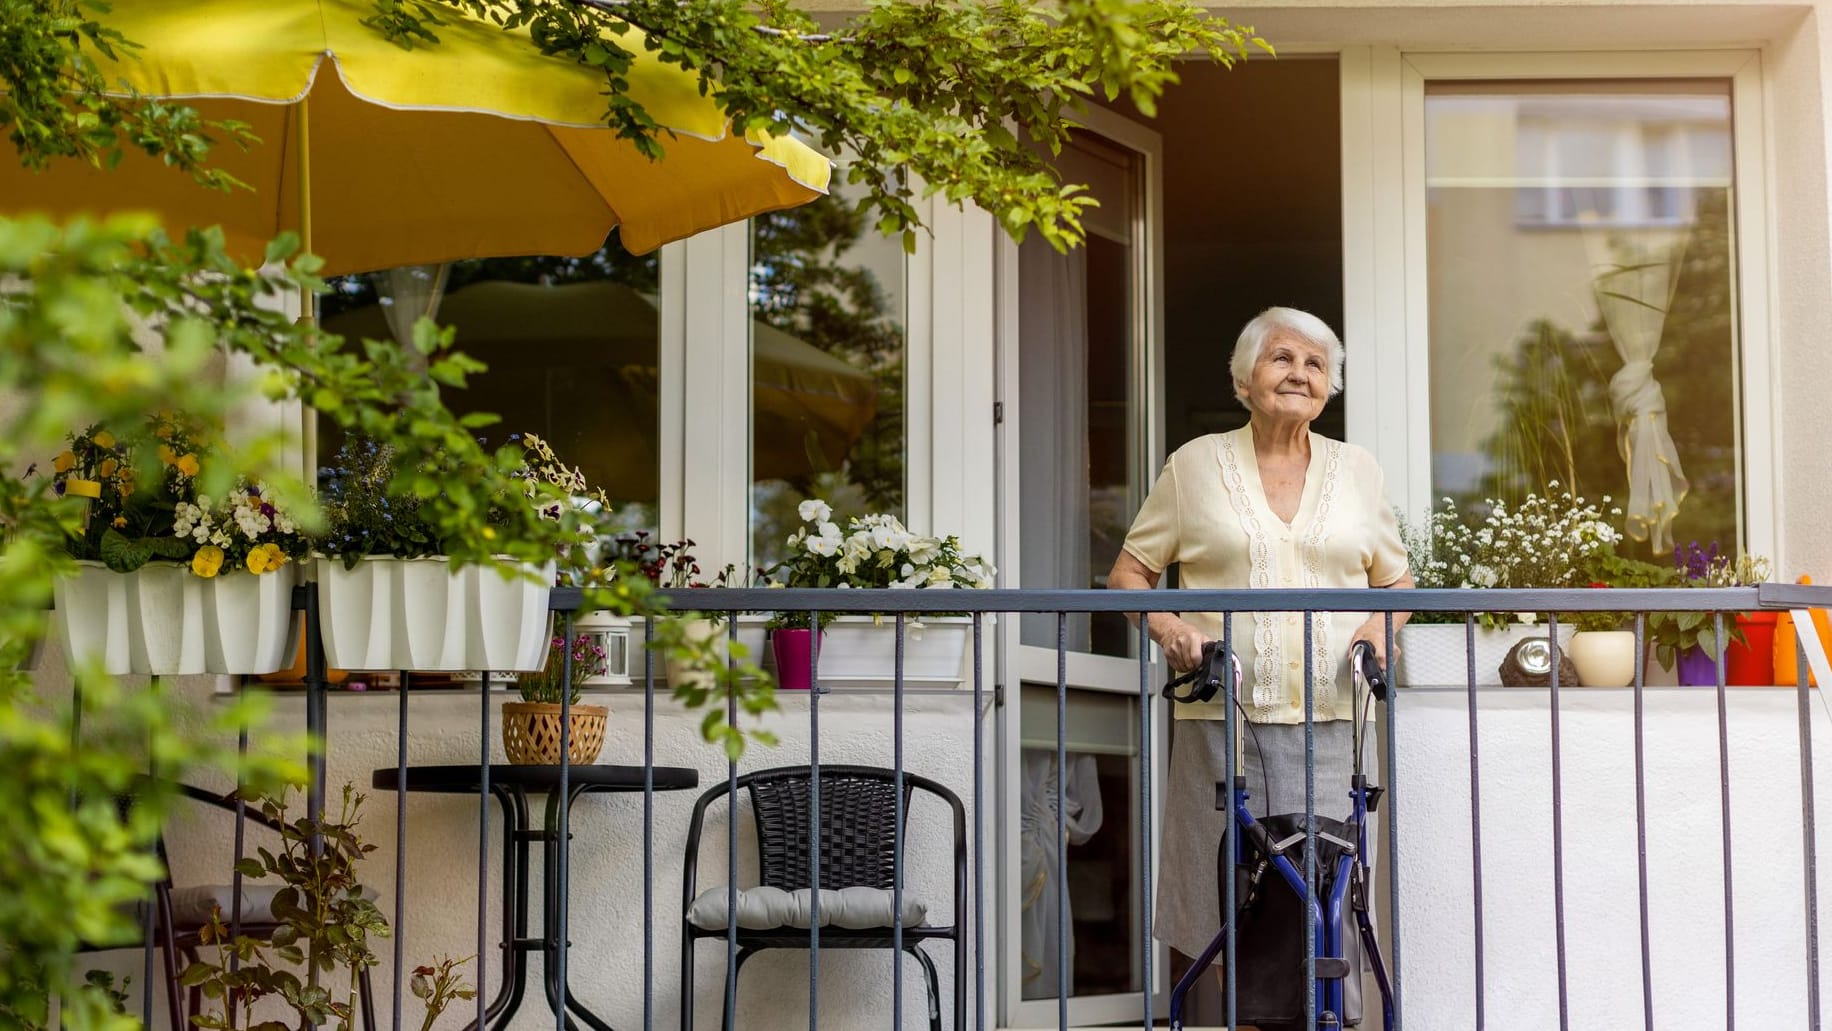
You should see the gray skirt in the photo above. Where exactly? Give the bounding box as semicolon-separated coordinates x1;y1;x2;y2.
1155;718;1373;962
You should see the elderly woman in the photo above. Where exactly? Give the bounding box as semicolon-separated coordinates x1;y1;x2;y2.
1107;306;1413;1023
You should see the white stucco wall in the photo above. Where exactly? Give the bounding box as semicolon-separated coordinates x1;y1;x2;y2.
49;647;989;1031
1395;683;1832;1030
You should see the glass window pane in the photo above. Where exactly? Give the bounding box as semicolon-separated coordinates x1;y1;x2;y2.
319;231;661;532
748;184;907;570
1020;132;1144;656
1425;82;1740;555
1017;684;1145;1000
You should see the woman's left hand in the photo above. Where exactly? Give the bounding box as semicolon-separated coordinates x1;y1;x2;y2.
1348;619;1394;668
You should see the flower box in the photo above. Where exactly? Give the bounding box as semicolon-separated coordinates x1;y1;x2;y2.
776;615;979;690
314;556;554;673
53;560;298;676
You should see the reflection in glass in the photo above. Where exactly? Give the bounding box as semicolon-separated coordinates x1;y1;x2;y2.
1017;685;1144;1001
748;187;906;570
319;231;661;532
1425;84;1739;555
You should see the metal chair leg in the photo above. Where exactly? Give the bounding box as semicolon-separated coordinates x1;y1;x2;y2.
721;946;760;1031
908;945;942;1031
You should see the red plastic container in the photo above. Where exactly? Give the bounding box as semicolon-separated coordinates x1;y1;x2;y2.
1727;611;1779;685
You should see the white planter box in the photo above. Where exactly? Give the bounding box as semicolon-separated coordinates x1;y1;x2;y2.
200;567;299;675
53;560;297;675
316;556;553;673
464;560;556;672
1396;621;1577;687
54;560;135;674
800;615;978;689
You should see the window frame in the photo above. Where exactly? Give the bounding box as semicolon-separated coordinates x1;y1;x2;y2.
1347;49;1776;561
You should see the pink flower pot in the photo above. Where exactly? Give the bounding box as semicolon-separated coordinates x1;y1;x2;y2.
770;628;819;691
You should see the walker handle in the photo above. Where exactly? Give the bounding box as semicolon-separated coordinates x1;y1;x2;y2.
1352;640;1389;701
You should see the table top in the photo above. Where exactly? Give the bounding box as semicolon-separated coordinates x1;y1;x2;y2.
371;764;699;795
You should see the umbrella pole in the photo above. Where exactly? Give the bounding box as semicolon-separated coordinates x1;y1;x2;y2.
296;93;317;484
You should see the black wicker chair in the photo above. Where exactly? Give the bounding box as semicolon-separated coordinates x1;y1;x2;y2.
680;765;967;1031
80;784;377;1029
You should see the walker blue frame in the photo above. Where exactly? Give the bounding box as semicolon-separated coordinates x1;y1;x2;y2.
1167;641;1396;1031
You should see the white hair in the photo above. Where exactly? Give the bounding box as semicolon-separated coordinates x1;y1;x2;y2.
1229;307;1345;409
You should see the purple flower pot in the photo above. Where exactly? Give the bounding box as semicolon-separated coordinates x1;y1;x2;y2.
771;628;820;691
1676;645;1721;686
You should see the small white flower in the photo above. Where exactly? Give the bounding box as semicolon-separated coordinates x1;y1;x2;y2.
798;499;833;524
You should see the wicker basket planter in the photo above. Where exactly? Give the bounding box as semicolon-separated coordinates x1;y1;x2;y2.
500;701;608;765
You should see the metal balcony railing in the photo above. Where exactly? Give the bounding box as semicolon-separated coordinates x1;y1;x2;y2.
118;582;1832;1030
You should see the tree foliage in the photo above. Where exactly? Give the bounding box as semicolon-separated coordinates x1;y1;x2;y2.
0;1;1269;1024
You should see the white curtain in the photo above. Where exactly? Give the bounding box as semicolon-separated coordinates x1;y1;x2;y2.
377;264;450;350
1581;223;1690;554
1019;750;1105;1000
1018;236;1091;650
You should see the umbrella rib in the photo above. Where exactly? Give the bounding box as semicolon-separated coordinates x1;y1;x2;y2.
543;124;628;238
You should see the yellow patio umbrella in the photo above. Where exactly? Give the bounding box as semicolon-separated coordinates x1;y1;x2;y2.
0;0;830;273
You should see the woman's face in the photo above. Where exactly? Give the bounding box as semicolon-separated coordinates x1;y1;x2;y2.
1238;331;1331;424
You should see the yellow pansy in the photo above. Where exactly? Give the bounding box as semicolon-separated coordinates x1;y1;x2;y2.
192;545;224;578
92;431;115;449
52;451;74;473
98;458;118;478
245;544;288;575
176;454;201;477
111;516;126;529
158;444;177;466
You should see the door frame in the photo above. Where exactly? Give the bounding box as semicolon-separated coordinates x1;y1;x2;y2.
993;99;1169;1028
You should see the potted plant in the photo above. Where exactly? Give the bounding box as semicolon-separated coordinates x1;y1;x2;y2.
314;436;553;673
47;414;307;675
183;785;475;1030
1560;584;1638;687
1397;487;1621;686
1654;542;1772;685
503;631;610;764
766;500;995;690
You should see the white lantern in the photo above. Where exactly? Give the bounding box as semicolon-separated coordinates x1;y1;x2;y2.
572;610;632;687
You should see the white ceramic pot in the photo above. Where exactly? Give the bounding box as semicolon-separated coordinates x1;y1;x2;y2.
53;560;134;674
200;567;299;675
1395;621;1577;687
809;615;977;688
1569;630;1639;687
465;560;556;672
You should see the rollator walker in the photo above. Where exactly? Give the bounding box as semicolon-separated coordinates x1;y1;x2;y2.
1165;638;1396;1031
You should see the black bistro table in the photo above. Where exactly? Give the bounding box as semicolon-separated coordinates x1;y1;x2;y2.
373;763;698;1031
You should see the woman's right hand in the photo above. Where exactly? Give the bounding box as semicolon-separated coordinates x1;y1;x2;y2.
1157;618;1211;674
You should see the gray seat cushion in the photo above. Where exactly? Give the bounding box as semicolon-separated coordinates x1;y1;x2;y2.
166;884;286;929
165;884;378;930
687;885;928;931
